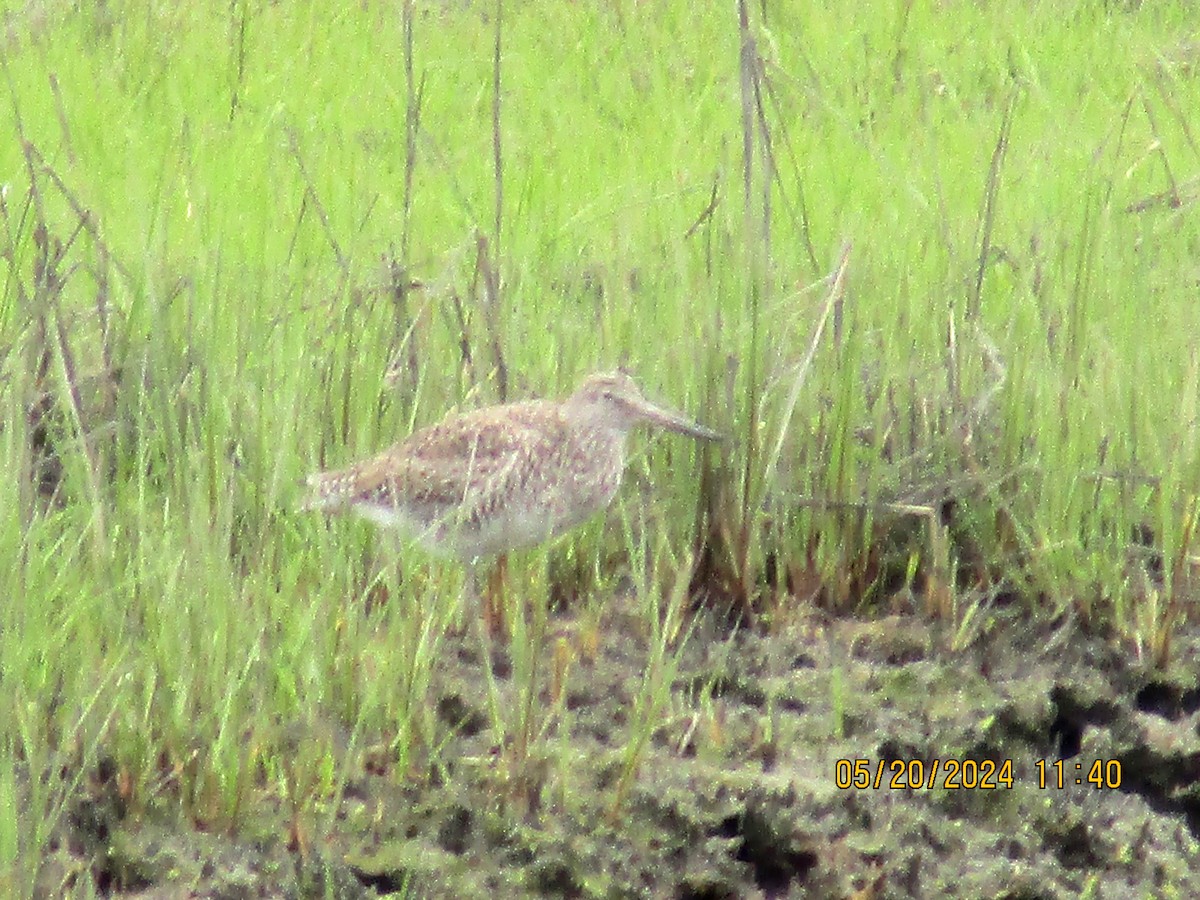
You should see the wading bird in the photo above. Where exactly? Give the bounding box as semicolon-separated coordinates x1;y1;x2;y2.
303;370;720;625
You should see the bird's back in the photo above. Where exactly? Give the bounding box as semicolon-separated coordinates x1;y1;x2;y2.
304;399;624;560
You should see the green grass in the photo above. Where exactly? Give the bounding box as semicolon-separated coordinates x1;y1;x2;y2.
2;0;1199;893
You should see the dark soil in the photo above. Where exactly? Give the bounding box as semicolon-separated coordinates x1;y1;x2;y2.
41;594;1200;898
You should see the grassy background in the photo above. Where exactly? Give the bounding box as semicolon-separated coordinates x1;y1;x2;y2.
1;0;1198;891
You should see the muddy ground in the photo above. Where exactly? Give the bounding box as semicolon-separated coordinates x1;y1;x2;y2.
41;590;1200;898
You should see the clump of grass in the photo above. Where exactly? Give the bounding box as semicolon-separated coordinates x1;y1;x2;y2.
1;0;1198;889
608;517;697;820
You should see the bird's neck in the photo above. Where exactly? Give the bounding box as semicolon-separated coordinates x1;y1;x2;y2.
571;421;629;457
567;423;630;510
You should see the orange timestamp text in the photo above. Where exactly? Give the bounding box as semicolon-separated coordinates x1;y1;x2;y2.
834;757;1014;790
834;757;1125;790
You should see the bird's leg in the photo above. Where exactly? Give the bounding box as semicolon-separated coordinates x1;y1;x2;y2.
462;561;482;628
468;560;510;680
462;560;502;640
485;554;509;638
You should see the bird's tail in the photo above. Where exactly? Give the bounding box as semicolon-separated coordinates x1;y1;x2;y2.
299;469;352;512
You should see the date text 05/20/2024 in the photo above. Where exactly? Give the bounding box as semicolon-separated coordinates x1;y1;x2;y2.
834;758;1122;791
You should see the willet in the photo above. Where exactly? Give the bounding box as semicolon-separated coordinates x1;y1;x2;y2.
303;370;720;621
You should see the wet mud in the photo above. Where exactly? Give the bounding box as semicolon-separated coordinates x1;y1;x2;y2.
43;596;1200;898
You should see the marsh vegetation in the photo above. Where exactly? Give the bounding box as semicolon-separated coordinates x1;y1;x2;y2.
2;1;1199;896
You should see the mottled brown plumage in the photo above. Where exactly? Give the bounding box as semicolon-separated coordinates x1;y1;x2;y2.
303;371;720;565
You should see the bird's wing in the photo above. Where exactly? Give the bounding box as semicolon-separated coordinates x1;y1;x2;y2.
348;403;568;517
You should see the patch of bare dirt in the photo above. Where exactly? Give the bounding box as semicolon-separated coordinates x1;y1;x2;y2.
48;596;1200;898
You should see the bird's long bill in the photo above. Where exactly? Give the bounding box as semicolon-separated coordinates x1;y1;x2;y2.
631;397;723;441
